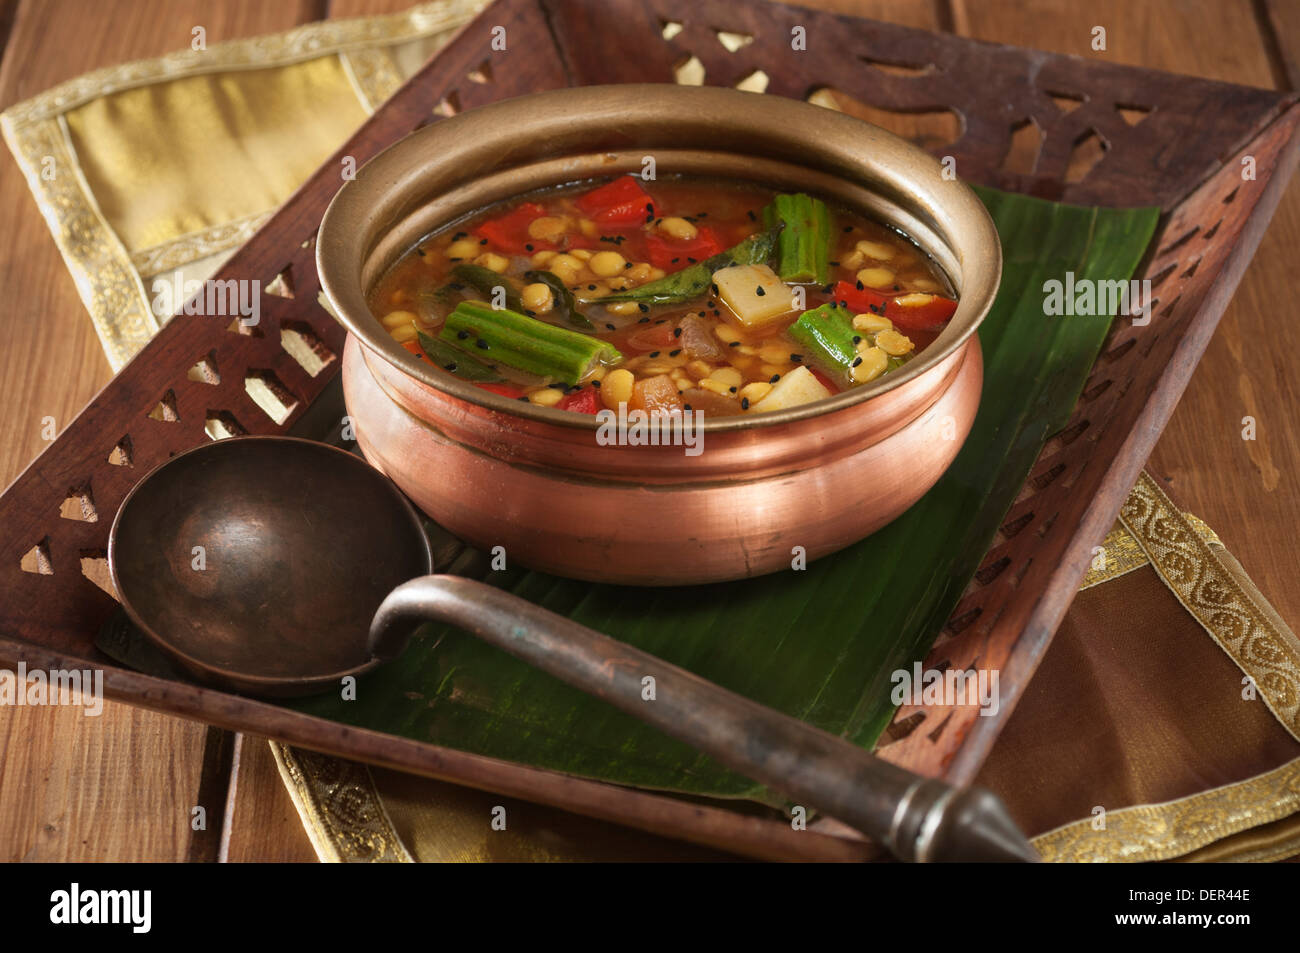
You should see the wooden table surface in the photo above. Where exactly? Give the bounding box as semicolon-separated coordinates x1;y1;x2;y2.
0;0;1296;862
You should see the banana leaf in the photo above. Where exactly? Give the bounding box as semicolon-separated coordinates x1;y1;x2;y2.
281;188;1159;802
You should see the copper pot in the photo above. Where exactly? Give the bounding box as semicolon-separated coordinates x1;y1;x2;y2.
317;85;1000;585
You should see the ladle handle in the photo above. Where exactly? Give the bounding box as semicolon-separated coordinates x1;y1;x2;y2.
369;575;1037;863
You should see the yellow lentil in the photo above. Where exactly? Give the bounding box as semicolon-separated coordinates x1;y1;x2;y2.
521;282;554;314
852;312;893;333
856;266;895;288
851;346;888;383
528;387;563;407
875;329;915;356
381;309;419;329
601;368;635;407
589;251;627;277
527;216;568;243
657;217;698;240
473;252;509;273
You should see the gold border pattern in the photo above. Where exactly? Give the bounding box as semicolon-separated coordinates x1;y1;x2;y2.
1;116;158;365
341;47;408;113
130;211;274;277
1078;513;1220;591
271;742;412;863
1120;471;1300;741
1033;757;1300;863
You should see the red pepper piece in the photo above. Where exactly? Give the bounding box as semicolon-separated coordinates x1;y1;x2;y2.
830;281;958;332
645;226;722;272
557;387;601;414
830;282;891;315
575;177;657;228
400;338;430;363
475;202;551;254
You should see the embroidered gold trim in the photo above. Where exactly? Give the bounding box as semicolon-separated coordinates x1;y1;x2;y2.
1;115;158;367
1033;756;1300;863
1121;471;1300;741
341;47;407;113
1205;835;1300;863
270;741;412;863
1079;513;1220;590
130;211;273;277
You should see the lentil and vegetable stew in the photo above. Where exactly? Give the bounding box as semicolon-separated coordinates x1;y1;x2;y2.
370;176;958;417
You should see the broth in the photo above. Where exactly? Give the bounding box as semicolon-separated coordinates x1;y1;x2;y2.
370;175;957;417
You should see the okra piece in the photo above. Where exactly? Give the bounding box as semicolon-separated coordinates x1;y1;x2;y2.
523;269;595;330
452;263;522;312
439;300;621;385
787;302;859;384
417;331;502;382
788;303;913;385
594;227;782;305
763;193;830;285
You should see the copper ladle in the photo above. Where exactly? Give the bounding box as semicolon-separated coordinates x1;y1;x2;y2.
108;436;1038;863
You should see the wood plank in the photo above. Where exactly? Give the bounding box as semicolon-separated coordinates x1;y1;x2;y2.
954;0;1276;87
776;0;945;28
0;0;320;863
0;686;209;860
1260;0;1300;91
1146;180;1300;632
0;2;18;65
221;737;317;862
185;726;235;862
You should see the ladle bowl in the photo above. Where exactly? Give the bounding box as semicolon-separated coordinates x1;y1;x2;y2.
108;436;430;695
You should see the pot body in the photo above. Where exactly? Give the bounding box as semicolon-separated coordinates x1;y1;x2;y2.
343;332;983;585
317;85;1002;586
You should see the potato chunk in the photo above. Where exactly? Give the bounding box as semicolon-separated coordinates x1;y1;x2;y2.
751;365;831;412
712;264;796;328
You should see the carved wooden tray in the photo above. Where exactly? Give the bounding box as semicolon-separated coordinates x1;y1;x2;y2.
2;0;1297;861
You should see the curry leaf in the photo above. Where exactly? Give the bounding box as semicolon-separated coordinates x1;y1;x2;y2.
523;269;595;330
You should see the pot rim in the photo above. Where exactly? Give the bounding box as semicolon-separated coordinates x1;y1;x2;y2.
317;84;1001;433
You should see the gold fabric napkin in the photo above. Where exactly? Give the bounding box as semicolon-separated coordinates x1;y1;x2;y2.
7;1;1297;862
1;0;488;370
